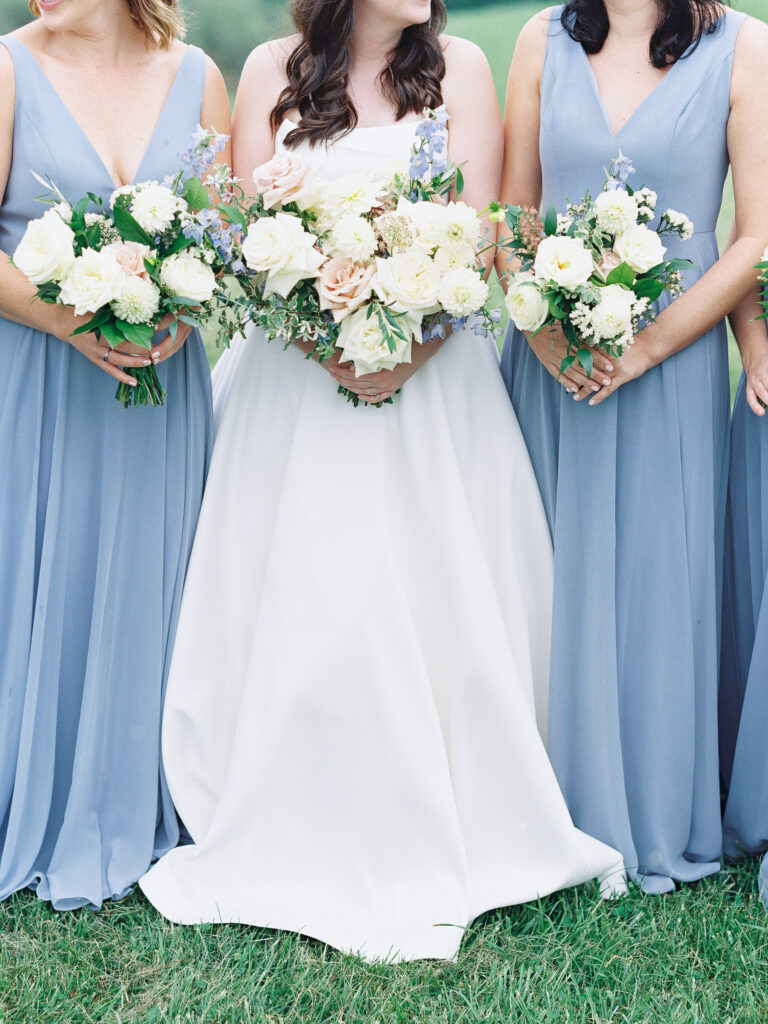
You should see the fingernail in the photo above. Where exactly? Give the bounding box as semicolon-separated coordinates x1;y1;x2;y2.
152;352;161;362
143;360;152;366
605;364;614;372
602;378;611;387
591;384;600;392
129;379;137;386
589;398;596;406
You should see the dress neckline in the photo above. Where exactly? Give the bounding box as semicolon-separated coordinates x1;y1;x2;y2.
277;116;423;137
6;38;193;190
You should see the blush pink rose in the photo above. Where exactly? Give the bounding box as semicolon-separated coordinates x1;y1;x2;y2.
106;241;152;279
316;257;376;322
253;154;312;210
596;248;623;281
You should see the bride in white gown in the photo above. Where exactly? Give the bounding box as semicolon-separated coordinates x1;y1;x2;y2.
140;0;625;962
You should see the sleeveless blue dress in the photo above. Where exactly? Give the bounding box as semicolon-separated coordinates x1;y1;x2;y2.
501;9;747;892
0;38;213;909
720;327;768;903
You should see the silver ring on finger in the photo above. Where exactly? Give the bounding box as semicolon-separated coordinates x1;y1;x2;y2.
102;349;110;363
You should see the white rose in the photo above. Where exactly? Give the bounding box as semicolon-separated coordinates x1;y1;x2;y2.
13;209;76;285
130;182;181;234
326;215;378;261
112;276;161;325
505;274;550;333
437;267;489;318
335;306;420;377
241;212;325;298
159;252;217;304
614;225;666;274
594;189;638;235
374;253;441;313
58;248;126;316
591;284;635;344
534;235;595;291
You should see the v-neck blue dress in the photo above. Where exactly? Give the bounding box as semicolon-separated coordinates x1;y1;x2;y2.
501;8;747;892
0;37;213;909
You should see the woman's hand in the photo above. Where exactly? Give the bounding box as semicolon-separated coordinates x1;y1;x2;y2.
327;358;420;405
587;341;652;407
66;329;151;389
145;314;194;365
527;322;614;399
741;342;768;416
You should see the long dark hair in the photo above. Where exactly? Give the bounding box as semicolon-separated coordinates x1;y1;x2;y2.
271;0;447;148
561;0;726;68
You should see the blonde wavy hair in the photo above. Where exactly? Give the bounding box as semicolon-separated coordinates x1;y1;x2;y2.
28;0;185;49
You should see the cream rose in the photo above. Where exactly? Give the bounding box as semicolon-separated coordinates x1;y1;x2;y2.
374;252;441;313
13;209;76;285
105;241;153;279
159;252;217;304
614;225;666;274
315;258;376;322
253;153;313;210
533;235;594;291
58;248;126;316
505;274;550;333
241;212;325;298
336;306;420;377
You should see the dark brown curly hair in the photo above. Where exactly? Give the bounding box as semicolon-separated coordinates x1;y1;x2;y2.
271;0;447;149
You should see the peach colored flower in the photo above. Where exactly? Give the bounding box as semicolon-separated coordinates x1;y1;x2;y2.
315;257;376;322
596;248;623;281
106;241;152;279
253;154;313;210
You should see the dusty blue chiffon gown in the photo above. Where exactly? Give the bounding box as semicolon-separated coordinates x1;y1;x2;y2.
721;323;768;903
0;38;213;909
501;8;747;892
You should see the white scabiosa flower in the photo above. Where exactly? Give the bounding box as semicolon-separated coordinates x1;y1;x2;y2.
437;267;489;318
130;182;181;234
112;276;161;324
505;274;550;333
13;209;76;284
159;252;217;304
58;248;126;316
594;189;638;235
533;235;595;291
326;215;378;261
614;225;666;274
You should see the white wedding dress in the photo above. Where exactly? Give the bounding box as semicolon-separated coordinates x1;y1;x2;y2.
139;118;624;962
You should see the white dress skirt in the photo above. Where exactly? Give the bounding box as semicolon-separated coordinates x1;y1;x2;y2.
139;119;625;962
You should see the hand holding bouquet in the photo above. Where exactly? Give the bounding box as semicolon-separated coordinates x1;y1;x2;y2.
227;107;498;405
13;127;236;407
500;153;694;381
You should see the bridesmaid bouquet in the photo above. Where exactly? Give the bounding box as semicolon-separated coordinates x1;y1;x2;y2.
227;107;498;405
12;128;238;407
500;153;694;380
757;246;768;315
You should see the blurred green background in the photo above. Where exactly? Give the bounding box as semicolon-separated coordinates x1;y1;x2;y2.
1;0;764;385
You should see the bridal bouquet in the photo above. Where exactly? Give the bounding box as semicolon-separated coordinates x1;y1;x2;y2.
229;107;496;405
500;153;694;380
13;128;237;407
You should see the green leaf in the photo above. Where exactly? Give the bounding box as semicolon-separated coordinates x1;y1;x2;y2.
99;319;127;349
560;354;576;374
633;278;665;302
577;347;594;379
605;261;635;287
113;204;153;245
547;294;567;320
181;176;211;211
166;234;193;256
544;205;558;237
114;319;154;349
455;167;464;196
220;203;247;230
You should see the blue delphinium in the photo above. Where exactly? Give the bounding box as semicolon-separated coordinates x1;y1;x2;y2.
408;105;450;183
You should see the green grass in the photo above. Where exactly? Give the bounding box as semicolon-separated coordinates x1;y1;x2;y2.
2;863;768;1023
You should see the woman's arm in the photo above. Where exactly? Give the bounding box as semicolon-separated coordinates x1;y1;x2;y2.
494;9;614;397
590;16;768;406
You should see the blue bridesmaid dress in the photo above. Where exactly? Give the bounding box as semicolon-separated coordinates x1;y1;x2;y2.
501;8;747;892
0;38;213;909
721;326;768;903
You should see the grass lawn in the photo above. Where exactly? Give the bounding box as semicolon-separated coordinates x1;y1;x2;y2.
2;862;768;1023
4;4;768;1023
